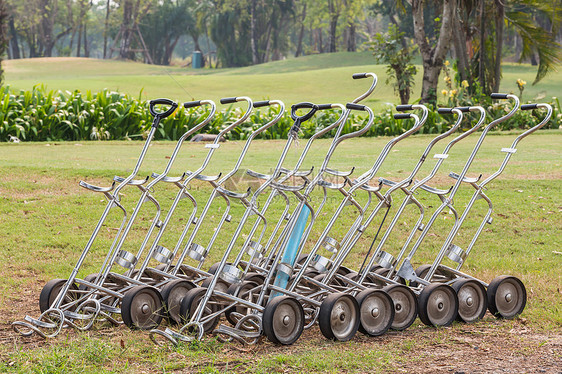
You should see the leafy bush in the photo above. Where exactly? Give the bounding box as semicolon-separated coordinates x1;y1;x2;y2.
0;85;559;142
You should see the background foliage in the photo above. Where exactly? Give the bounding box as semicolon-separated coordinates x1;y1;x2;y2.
1;85;559;142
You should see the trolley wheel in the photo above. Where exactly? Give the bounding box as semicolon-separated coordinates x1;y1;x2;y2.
356;288;394;336
262;296;304;345
78;273;99;291
121;286;164;330
224;280;259;325
314;273;345;288
452;278;487;323
243;272;265;285
336;266;353;276
487;275;526;319
161;279;196;325
374;267;406;285
39;279;79;313
179;287;220;333
411;264;449;287
318;293;360;341
418;283;459;327
201;275;230;295
207;262;231;275
296;253;309;265
382;284;418;331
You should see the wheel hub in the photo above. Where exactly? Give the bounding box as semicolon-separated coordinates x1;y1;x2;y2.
283;315;291;326
371;307;380;318
505;293;512;302
141;304;150;314
466;297;473;307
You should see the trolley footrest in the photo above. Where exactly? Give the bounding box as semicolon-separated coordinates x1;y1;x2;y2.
449;172;482;184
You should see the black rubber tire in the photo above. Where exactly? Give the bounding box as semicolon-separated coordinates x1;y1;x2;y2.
318;292;360;341
121;285;164;330
356;288;394;336
452;278;487;323
78;273;99;291
262;296;305;345
161;279;196;325
382;284;418;331
39;279;78;313
207;262;231;275
243;272;265;285
336;266;353;276
201;275;230;294
179;287;220;333
487;275;526;319
224;280;259;325
296;253;309;265
411;264;450;287
418;283;459;327
374;267;406;285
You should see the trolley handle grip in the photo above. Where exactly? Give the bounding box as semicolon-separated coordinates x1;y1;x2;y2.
521;104;538;111
253;100;271;108
437;108;453;114
149;99;178;122
491;93;509;100
317;104;334;110
220;97;238;105
346;103;367;111
455;106;471;113
352;73;368;79
183;100;202;109
396;104;413;111
394;113;411;120
290;102;319;122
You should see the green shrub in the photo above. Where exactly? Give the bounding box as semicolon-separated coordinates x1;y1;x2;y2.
0;85;558;142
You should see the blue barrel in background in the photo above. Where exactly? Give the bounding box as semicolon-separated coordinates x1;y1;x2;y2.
192;51;203;69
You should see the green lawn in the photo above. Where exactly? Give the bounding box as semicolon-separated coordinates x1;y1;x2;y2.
4;54;560;109
0;130;560;372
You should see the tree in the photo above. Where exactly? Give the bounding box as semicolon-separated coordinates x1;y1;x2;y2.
0;0;7;85
370;24;417;104
411;0;457;104
450;0;561;96
140;0;194;65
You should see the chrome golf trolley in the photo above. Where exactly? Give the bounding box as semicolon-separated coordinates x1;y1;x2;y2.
12;99;183;338
397;96;552;324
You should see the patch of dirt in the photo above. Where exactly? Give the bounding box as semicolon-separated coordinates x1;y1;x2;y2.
1;279;560;373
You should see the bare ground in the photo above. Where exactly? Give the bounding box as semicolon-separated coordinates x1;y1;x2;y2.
1;282;560;374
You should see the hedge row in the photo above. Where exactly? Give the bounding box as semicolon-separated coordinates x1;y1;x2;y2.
1;85;559;142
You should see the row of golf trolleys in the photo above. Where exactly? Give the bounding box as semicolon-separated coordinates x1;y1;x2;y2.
12;73;552;346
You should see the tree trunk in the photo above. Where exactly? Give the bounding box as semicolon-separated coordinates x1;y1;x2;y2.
316;28;324;53
346;23;356;52
478;0;486;90
420;65;441;104
412;0;457;104
77;22;82;57
120;0;134;59
394;66;410;105
163;35;180;65
493;0;504;93
452;18;470;84
103;0;110;58
295;2;307;57
328;0;337;53
83;21;89;57
9;17;20;59
250;0;259;64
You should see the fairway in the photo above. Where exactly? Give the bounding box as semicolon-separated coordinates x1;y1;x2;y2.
4;54;561;108
0;130;560;373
